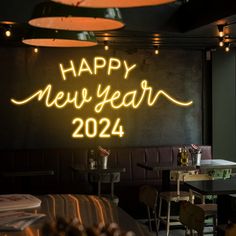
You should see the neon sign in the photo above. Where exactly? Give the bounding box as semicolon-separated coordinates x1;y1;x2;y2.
59;57;137;80
11;57;193;139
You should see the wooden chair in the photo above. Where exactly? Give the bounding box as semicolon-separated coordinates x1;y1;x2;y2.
139;185;159;235
179;201;205;236
224;223;236;236
183;173;218;235
157;171;217;236
157;170;192;236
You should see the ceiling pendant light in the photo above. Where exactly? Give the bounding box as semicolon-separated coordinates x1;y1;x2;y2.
51;0;175;8
29;2;124;31
22;27;97;47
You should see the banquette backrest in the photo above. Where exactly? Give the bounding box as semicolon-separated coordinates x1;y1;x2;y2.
0;145;212;194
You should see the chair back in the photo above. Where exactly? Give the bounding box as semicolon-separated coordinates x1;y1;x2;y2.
180;201;205;236
225;224;236;236
139;185;158;210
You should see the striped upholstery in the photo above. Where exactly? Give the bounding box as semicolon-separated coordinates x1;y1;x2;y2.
38;194;120;225
23;194;149;236
34;194;149;236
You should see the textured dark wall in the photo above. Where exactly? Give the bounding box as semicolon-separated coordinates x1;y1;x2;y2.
0;47;202;148
212;50;236;161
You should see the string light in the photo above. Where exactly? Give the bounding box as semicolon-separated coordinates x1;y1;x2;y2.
104;41;109;51
225;42;230;52
5;29;11;37
34;47;39;53
218;38;224;47
154;46;159;55
217;24;224;37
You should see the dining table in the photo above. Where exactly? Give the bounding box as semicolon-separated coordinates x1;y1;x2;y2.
184;177;236;196
137;159;236;191
138;158;236;230
137;159;236;172
184;177;236;225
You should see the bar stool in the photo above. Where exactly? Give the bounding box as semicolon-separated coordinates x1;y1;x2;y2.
157;170;192;236
157;190;190;236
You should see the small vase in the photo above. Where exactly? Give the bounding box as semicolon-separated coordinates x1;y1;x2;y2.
100;155;108;169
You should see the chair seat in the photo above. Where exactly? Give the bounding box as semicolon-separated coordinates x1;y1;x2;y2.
159;191;190;202
197;203;218;215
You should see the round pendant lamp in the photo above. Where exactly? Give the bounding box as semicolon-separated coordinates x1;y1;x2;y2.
51;0;175;8
28;2;124;31
22;27;97;47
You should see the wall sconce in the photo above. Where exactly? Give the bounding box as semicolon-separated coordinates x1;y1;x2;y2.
51;0;175;8
217;24;225;37
29;2;124;31
22;27;97;47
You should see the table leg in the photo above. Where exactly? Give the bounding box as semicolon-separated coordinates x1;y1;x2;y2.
189;189;194;203
98;178;101;196
111;181;114;198
177;178;180;196
162;170;170;191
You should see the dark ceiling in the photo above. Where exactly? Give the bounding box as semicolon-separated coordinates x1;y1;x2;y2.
1;0;236;49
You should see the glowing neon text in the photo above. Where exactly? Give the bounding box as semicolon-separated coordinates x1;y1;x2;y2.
11;80;193;113
59;57;137;80
11;84;92;109
72;117;124;138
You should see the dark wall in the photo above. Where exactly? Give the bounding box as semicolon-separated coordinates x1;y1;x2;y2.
212;49;236;161
0;47;203;149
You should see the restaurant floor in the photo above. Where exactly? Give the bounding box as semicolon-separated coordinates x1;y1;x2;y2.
152;229;213;236
143;219;213;236
161;215;215;235
151;228;214;235
139;217;214;235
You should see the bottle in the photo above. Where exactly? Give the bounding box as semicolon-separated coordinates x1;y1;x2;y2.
88;149;96;169
177;148;182;166
181;147;189;166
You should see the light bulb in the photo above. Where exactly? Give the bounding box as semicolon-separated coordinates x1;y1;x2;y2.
34;48;39;53
219;31;224;37
5;29;11;37
224;42;230;52
225;46;230;52
219;41;224;47
104;41;109;51
217;25;224;38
